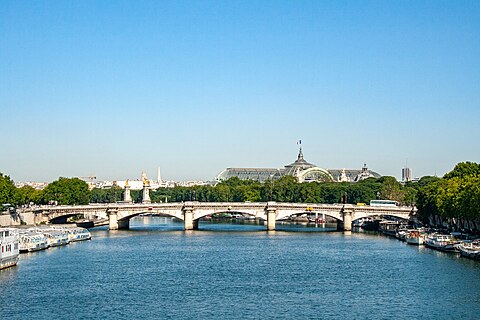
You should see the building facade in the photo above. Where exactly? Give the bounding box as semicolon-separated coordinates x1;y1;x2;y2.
216;148;381;183
402;167;412;182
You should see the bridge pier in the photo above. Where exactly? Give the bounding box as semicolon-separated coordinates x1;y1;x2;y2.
341;209;353;231
108;210;130;230
183;207;198;230
108;210;119;230
266;202;277;231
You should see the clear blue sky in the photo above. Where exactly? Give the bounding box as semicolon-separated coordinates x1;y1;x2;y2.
1;1;479;182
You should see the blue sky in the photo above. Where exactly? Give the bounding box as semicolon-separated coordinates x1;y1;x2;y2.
1;1;479;182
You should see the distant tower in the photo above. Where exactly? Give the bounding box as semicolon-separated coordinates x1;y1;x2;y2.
157;166;162;184
402;167;412;182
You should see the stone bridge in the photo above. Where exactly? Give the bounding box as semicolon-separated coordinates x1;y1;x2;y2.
20;202;417;231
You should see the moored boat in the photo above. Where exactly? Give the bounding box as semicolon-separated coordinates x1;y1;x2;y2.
42;229;70;247
17;231;49;252
424;234;460;253
0;228;20;270
405;230;425;245
457;240;480;260
379;221;400;237
64;227;91;242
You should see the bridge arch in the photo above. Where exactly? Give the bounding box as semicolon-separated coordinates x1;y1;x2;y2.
49;213;81;224
117;209;184;222
193;208;261;221
352;210;413;222
276;209;343;221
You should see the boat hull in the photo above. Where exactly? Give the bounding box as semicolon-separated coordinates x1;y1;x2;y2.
425;241;459;253
47;239;69;247
458;244;480;260
406;237;424;245
0;255;19;270
23;242;49;252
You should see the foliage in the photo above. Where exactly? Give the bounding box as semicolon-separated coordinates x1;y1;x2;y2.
0;173;17;207
90;186;123;203
443;162;480;180
41;177;91;205
378;176;404;203
416;162;480;223
16;185;41;206
149;175;413;206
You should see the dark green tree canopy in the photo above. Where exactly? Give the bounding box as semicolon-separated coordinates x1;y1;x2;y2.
417;162;480;222
42;177;90;205
443;162;480;180
0;173;17;207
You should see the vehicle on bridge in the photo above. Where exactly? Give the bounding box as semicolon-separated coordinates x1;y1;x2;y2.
369;200;399;207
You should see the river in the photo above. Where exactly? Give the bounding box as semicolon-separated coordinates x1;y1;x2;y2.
1;216;479;319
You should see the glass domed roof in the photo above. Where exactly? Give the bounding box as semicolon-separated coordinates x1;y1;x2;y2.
283;148;316;176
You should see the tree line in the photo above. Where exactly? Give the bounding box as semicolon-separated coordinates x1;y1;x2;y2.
2;173;419;207
416;162;480;224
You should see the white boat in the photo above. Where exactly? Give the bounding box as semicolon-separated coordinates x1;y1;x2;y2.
405;230;425;245
42;229;70;247
424;234;459;252
457;240;480;260
64;227;91;242
17;231;49;252
0;228;20;270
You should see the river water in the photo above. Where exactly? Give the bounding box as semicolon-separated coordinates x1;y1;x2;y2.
1;217;479;319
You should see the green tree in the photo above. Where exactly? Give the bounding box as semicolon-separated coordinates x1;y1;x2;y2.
42;177;91;205
443;162;480;180
415;176;440;189
214;184;231;202
416;162;480;224
402;187;417;206
457;176;480;219
90;186;123;203
16;185;38;206
271;176;298;202
379;176;404;203
0;173;17;207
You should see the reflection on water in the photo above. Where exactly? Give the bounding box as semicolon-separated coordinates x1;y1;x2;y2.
1;216;479;320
